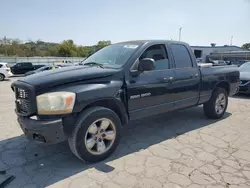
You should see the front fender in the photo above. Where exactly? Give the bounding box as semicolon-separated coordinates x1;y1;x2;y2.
71;81;124;112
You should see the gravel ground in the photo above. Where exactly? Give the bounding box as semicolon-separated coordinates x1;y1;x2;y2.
1;78;250;188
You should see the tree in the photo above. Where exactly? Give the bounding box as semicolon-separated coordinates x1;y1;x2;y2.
242;43;250;50
0;37;112;57
96;40;111;50
57;40;77;57
76;46;93;57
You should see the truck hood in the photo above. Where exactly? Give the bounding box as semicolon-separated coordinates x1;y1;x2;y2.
240;71;250;80
18;65;120;90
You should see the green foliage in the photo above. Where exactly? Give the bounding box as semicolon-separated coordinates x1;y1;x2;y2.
57;40;77;57
242;43;250;49
0;38;111;57
96;40;111;50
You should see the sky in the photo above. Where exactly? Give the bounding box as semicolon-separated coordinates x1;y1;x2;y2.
0;0;250;46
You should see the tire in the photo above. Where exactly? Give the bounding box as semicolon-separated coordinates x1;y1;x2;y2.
0;74;5;81
68;106;122;163
203;87;228;119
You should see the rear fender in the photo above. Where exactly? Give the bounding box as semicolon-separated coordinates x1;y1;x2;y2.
213;81;230;95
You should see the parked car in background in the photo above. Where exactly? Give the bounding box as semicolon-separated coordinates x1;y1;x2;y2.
12;40;240;162
25;65;60;76
10;62;45;75
238;62;250;94
232;60;249;67
0;62;12;81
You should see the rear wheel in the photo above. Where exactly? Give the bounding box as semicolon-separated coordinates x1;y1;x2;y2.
0;74;5;81
203;88;228;119
68;106;121;163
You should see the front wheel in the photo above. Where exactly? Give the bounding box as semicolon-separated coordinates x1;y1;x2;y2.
68;107;121;163
203;88;228;119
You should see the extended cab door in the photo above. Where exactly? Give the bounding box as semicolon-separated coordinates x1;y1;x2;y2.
127;44;175;120
168;43;200;109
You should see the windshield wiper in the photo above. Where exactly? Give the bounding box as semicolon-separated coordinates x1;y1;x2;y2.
83;62;104;68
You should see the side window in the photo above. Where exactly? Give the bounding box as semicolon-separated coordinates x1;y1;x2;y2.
23;63;29;67
0;64;2;68
170;44;193;68
25;63;32;67
139;44;169;70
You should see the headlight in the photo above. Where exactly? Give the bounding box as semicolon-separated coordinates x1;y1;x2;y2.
36;92;76;115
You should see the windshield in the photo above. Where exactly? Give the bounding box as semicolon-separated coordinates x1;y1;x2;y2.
83;43;140;68
239;62;250;72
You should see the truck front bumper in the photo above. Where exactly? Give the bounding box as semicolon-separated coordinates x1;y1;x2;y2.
17;116;67;144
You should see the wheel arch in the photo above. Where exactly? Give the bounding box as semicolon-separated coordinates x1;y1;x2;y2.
0;73;5;79
213;81;230;95
77;98;128;126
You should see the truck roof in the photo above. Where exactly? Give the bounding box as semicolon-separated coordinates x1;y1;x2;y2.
115;39;189;46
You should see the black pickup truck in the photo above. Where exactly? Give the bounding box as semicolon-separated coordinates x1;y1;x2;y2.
11;40;240;162
10;62;44;75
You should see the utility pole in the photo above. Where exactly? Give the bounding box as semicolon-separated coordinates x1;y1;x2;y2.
179;27;182;41
230;36;233;46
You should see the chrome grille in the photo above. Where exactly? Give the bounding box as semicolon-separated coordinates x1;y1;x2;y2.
17;88;28;99
15;87;30;114
12;81;36;116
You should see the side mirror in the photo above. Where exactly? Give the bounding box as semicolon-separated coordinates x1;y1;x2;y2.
138;58;156;72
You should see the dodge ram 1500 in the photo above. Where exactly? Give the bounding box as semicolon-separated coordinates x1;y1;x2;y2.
11;40;240;162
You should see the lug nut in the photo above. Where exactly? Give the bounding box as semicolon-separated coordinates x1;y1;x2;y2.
98;138;102;142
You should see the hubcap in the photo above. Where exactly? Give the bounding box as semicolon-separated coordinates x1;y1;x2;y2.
215;93;226;114
84;118;116;155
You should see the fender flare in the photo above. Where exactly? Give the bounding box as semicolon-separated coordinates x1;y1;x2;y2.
74;97;129;126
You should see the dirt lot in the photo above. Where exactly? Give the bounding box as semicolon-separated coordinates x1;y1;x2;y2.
1;78;250;188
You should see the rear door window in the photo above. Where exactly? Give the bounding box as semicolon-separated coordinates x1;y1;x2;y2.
170;44;193;68
23;63;32;67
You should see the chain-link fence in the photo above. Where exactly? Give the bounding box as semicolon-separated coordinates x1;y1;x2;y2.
0;57;86;66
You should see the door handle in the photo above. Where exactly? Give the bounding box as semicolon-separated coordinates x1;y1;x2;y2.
160;77;174;83
192;73;199;78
